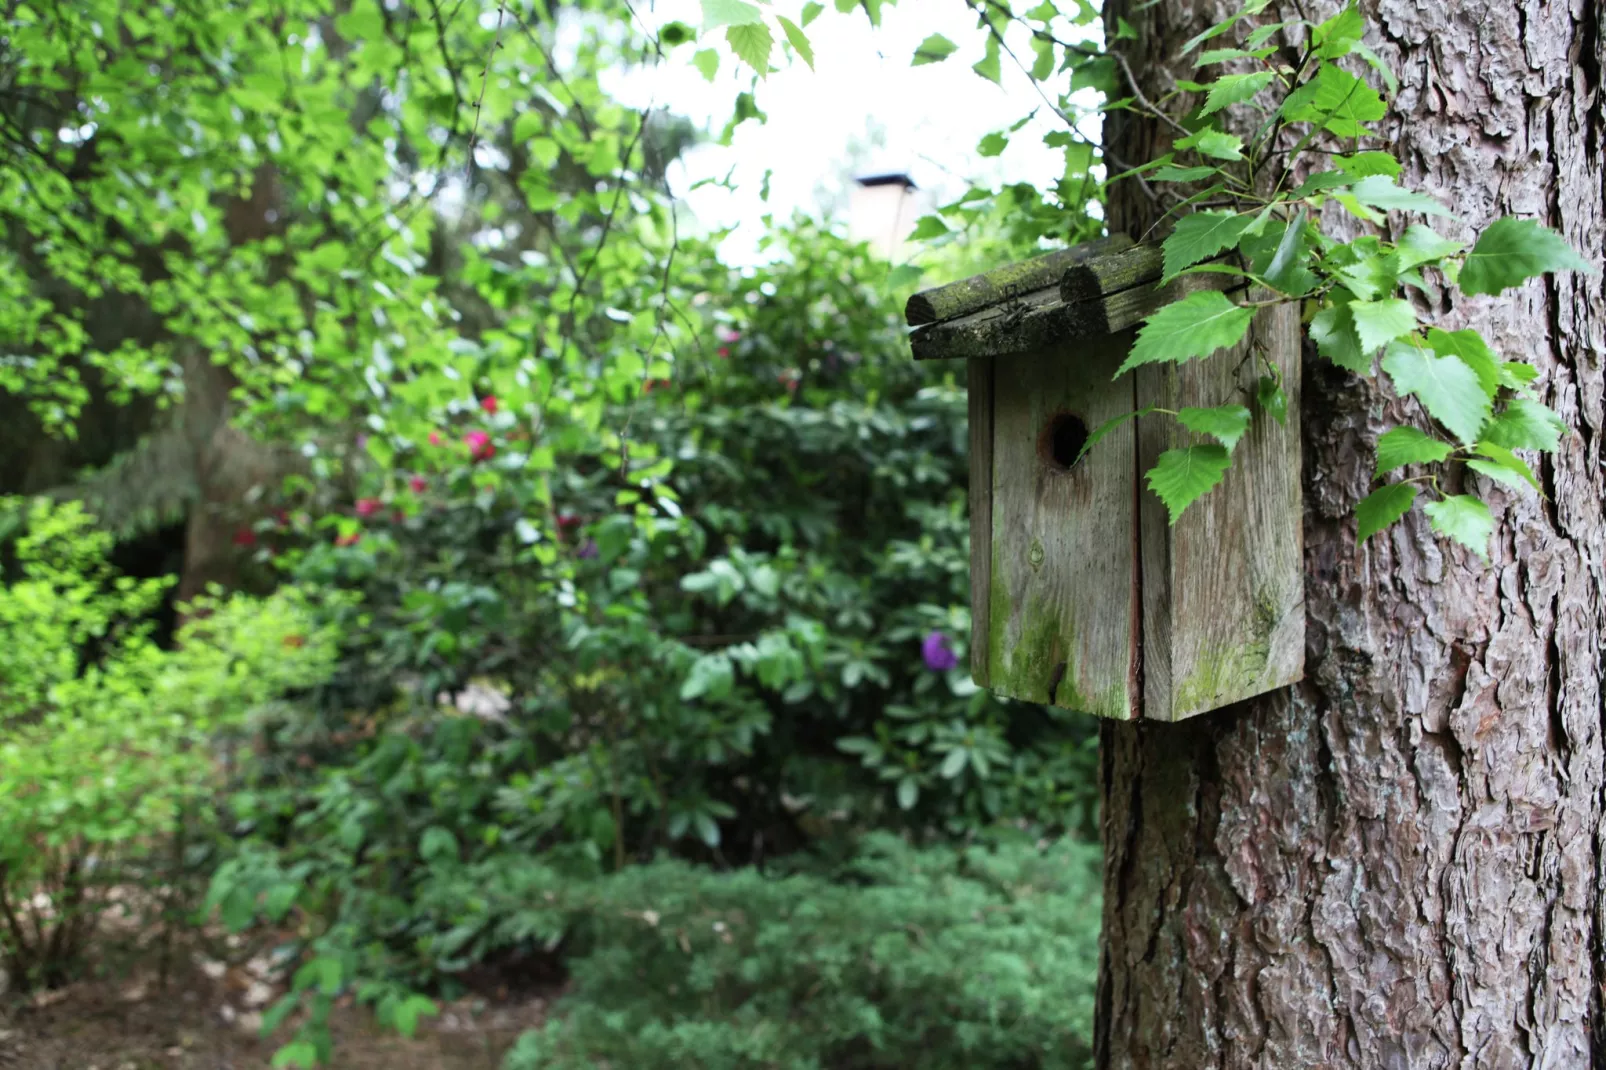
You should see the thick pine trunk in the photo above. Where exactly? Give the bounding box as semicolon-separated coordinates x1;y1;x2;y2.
1097;2;1606;1067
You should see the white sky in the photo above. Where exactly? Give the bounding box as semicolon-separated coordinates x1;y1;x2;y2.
602;1;1100;263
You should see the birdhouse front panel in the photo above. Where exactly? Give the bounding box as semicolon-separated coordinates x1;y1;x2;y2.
909;236;1304;723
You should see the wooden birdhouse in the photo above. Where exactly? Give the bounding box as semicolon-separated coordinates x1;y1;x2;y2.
907;234;1304;722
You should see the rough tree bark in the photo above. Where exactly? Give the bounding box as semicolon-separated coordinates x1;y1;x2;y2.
1097;2;1606;1067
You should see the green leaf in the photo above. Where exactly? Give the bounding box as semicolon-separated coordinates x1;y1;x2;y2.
1312;4;1366;58
1356;482;1418;542
908;215;949;240
1381;341;1492;445
977;132;1008;157
1395;224;1463;270
1469;442;1540;492
1177;404;1252;451
1457;217;1598;296
1174;126;1244;161
1161;211;1257;283
1499;361;1539;390
271;1041;319;1069
1146;445;1232;524
1348;175;1452;217
1425;328;1500;397
1197;47;1276;66
1118;291;1254;375
1375;427;1452;477
1481;397;1565;452
1152;164;1221;183
801;1;824;25
1030;35;1057;80
701;0;763;29
1349;298;1418;352
1290;171;1353;198
1077;408;1155;462
1424;494;1494;561
897;776;918;810
1181;0;1272;53
1257;375;1288;424
725;22;773;76
692;47;720;81
776;16;814;69
1333;151;1402;179
1282;63;1385;136
973;35;1002;84
1199;71;1275;116
912;33;958;65
392;995;439;1040
940;747;968;778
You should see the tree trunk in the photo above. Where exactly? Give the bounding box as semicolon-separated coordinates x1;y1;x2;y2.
1097;2;1606;1067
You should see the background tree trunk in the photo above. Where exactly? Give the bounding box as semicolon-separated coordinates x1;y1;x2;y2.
1097;2;1606;1066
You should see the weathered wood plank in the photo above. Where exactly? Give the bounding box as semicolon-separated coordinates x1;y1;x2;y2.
909;265;1240;363
1135;292;1304;721
1057;244;1163;306
987;333;1139;718
967;357;993;688
904;234;1132;326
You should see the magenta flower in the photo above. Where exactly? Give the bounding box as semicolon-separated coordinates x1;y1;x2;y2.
464;430;495;461
481;395;499;416
922;631;958;672
355;498;382;518
428;430;443;447
409;475;428;493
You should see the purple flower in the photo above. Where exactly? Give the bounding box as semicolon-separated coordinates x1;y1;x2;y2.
577;538;599;560
922;631;958;672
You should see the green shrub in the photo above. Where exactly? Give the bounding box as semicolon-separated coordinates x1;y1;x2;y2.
0;497;339;990
502;833;1100;1070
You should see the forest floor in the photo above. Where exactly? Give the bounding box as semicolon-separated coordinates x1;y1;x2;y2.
0;953;558;1070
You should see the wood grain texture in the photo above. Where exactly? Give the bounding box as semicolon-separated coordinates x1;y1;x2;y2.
1058;244;1162;306
1134;292;1304;721
967;357;993;688
904;234;1131;326
987;333;1139;718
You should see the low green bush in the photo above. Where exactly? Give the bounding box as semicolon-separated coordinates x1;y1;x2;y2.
0;497;339;991
503;833;1100;1070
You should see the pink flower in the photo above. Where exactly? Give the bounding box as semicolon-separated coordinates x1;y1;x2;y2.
481;395;499;416
355;498;381;518
428;430;443;447
464;430;495;461
409;475;428;493
717;347;731;359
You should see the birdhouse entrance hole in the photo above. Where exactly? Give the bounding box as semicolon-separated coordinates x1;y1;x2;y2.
1040;412;1089;472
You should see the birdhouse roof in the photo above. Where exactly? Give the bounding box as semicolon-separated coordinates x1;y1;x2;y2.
905;235;1173;361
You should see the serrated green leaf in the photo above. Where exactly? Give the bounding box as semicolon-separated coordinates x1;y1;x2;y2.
701;0;763;29
1458;217;1598;296
1350;298;1418;352
1243;213;1316;296
1425;328;1500;398
1499;361;1539;390
908;215;948;240
1290;171;1353;198
1200;71;1275;116
1118;291;1254;375
1425;494;1494;561
1146;445;1232;524
1331;250;1401;301
1282;63;1385;136
1349;175;1452;217
801;1;824;25
1382;341;1492;445
973;35;1002;84
912;32;958;65
1181;0;1272;53
1395;224;1463;270
1312;4;1366;58
1470;441;1540;491
1333;151;1402;179
1161;211;1257;283
1030;35;1056;80
776;15;813;69
1356;482;1418;542
1311;302;1370;373
1077;407;1156;462
1177;404;1252;451
692;47;720;81
977;131;1007;157
1354;42;1399;95
1375;427;1452;476
1174;126;1244;161
1246;19;1299;48
1481;397;1565;452
725;21;773;76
